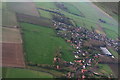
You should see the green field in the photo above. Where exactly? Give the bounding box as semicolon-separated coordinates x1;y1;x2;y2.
93;2;118;21
103;28;118;39
20;23;74;65
62;2;84;17
3;67;53;78
97;64;113;75
51;2;118;39
60;11;118;39
39;9;52;19
36;2;58;10
35;2;118;39
108;48;118;59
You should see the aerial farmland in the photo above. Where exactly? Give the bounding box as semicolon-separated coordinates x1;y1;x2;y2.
1;1;119;79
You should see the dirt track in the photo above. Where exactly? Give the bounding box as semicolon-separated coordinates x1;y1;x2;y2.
2;43;25;68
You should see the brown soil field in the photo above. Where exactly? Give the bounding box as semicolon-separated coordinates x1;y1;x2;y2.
7;2;40;17
83;39;105;47
2;27;22;43
99;55;118;63
99;55;118;77
109;64;118;78
2;43;25;68
16;13;53;27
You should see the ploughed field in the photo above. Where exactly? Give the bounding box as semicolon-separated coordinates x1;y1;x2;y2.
16;13;53;27
2;25;25;68
2;3;25;68
2;43;25;67
20;23;74;65
7;2;40;17
2;27;22;43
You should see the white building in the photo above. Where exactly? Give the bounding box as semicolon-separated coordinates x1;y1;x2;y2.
100;47;112;56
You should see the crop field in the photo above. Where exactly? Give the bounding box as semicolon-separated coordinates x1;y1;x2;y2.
109;64;118;77
2;2;118;78
62;3;81;14
36;2;58;10
2;3;18;27
91;64;114;77
2;43;25;67
2;27;22;43
51;2;118;39
99;55;117;63
72;2;118;38
71;2;117;25
95;24;106;36
97;64;113;75
98;55;118;77
93;2;118;21
38;9;52;19
2;3;25;68
108;47;119;59
58;2;85;17
17;13;53;27
20;23;74;65
103;28;118;39
3;67;53;78
7;2;40;17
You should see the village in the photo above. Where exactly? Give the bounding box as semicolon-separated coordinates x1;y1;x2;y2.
2;1;119;79
52;14;118;78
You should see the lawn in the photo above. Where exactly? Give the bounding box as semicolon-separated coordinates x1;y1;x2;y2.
38;9;52;19
20;23;74;65
3;67;53;78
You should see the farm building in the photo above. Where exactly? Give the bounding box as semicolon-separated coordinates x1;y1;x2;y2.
100;47;112;56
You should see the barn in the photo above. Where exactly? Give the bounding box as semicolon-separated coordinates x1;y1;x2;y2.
100;47;112;56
